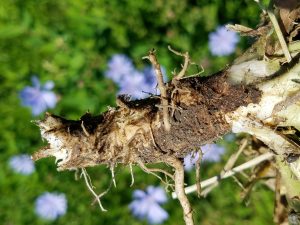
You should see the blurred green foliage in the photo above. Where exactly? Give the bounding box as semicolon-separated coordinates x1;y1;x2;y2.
0;0;274;224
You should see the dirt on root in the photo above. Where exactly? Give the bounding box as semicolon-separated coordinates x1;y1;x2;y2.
33;70;261;170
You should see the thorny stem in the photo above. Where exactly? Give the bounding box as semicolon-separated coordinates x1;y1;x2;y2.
165;156;194;225
143;50;171;131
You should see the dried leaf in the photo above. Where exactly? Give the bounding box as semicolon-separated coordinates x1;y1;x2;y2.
275;0;300;34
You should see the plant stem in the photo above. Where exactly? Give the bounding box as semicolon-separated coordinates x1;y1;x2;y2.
166;156;194;225
172;152;273;198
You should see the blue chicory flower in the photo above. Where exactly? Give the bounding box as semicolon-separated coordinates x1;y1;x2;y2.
184;152;199;172
105;54;135;84
118;70;149;99
19;76;57;116
184;143;226;171
129;186;169;224
208;25;239;56
105;54;169;99
35;192;67;220
8;154;35;175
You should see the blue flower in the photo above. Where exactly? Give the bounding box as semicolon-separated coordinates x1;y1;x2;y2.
119;66;167;99
209;25;239;56
9;154;35;175
129;186;169;224
35;192;67;220
202;143;225;162
105;54;135;83
19;76;58;116
118;70;149;99
184;152;199;172
105;54;169;99
184;144;225;171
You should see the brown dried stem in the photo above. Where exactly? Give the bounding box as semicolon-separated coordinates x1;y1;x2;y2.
143;50;171;131
165;156;194;225
168;45;190;80
201;139;248;196
172;152;274;198
137;160;174;187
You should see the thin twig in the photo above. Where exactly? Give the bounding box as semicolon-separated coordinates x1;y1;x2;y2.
165;156;194;225
183;63;204;79
138;160;174;179
110;165;117;187
129;163;135;187
92;181;113;207
143;50;171;131
74;168;80;181
235;163;274;198
168;45;190;80
172;152;273;199
276;41;300;55
81;168;107;211
81;168;95;189
137;160;174;185
267;9;291;62
232;175;246;190
81;121;90;137
200;139;248;196
148;123;158;148
223;139;248;172
195;150;203;197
